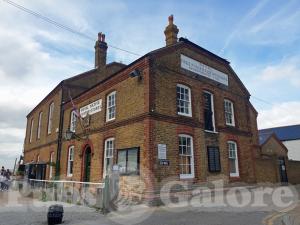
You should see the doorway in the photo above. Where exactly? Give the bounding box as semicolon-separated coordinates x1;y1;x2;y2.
83;147;91;182
278;157;288;183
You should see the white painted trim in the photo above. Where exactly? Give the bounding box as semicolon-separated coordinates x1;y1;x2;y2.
224;99;235;127
67;146;74;177
178;134;195;179
176;84;192;117
228;141;239;177
103;137;115;177
106;91;116;122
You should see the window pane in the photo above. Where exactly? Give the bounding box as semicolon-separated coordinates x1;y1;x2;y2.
127;149;138;174
229;159;236;174
118;150;127;174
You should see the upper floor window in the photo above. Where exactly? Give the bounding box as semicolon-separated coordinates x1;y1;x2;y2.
224;99;235;126
228;141;239;177
103;138;115;177
29;119;34;143
203;91;216;132
67;146;74;177
37;112;43;139
178;134;194;179
176;84;192;117
70;110;77;132
37;154;40;162
47;102;54;134
106;91;116;121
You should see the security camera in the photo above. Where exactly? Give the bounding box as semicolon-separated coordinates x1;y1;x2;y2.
129;69;141;78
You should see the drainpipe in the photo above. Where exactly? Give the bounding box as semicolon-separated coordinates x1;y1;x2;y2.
55;81;65;179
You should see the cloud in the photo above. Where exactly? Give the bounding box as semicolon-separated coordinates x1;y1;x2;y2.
258;101;300;129
259;56;300;87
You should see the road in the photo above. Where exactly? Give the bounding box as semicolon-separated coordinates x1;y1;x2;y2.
0;191;270;225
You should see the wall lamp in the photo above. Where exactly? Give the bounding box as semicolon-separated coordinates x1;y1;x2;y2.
129;69;142;80
65;128;87;141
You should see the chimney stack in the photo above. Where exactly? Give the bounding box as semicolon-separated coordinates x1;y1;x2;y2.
164;15;179;46
95;32;108;69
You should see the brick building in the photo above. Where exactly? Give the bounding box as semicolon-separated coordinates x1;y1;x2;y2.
24;16;259;193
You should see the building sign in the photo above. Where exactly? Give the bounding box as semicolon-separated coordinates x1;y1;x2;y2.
158;144;167;160
80;99;102;118
181;54;229;86
159;159;170;166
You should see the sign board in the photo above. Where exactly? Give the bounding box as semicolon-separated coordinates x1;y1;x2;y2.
181;54;229;86
80;99;102;118
159;159;170;166
158;144;167;160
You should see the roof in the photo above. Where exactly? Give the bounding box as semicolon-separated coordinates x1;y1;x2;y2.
259;124;300;142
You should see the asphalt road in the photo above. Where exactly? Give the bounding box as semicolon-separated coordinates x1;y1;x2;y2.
0;192;270;225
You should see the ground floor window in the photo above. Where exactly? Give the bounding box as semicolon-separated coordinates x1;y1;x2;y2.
207;146;221;172
103;138;115;177
67;146;74;177
228;141;239;177
178;134;194;179
117;147;139;175
49;152;54;179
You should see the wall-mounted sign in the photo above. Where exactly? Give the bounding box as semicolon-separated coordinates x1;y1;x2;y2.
158;144;167;160
181;54;229;86
80;99;102;118
159;159;170;166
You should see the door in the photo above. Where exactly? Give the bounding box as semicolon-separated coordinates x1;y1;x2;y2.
83;147;91;182
278;157;288;183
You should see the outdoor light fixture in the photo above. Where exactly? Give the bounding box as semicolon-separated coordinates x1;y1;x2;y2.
129;69;142;80
65;128;87;141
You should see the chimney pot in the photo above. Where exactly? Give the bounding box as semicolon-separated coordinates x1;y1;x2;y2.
95;32;108;69
164;15;179;46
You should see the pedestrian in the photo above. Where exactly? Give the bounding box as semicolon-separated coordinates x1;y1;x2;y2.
5;169;11;180
0;173;5;191
0;166;5;176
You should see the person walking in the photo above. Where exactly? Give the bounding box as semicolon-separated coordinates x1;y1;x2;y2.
0;166;5;176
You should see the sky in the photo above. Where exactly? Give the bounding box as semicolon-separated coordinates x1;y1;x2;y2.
0;0;299;169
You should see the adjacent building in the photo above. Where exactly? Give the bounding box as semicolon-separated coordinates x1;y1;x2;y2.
259;125;300;161
24;16;259;195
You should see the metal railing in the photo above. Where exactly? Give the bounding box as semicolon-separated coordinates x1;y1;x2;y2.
19;178;106;208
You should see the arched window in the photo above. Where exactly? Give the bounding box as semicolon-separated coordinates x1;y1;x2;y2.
48;102;54;134
178;134;194;179
228;141;239;177
67;146;74;177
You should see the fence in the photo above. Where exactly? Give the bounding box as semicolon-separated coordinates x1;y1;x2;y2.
14;174;119;211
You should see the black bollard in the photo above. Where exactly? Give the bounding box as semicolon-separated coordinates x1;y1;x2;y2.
47;204;64;225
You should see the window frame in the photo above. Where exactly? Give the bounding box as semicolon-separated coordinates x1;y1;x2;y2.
29;118;34;143
70;110;77;132
103;137;115;177
203;91;216;132
49;152;54;179
224;99;235;126
176;84;192;117
37;111;43;139
178;134;195;179
67;146;74;177
117;147;140;176
47;102;54;134
228;141;239;177
106;91;116;122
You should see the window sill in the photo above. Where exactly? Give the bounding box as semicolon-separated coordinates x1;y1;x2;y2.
179;174;195;179
106;118;116;123
225;123;235;127
177;113;192;117
204;130;218;134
